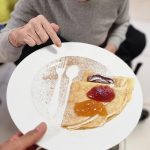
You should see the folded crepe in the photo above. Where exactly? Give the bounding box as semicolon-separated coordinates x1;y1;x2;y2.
61;71;134;130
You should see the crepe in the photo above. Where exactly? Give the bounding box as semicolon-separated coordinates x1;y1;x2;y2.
61;71;134;130
61;81;103;127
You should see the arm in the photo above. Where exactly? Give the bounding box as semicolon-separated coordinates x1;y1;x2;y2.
0;0;37;63
0;0;61;63
105;0;130;53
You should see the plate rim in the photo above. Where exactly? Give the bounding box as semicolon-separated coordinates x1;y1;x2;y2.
7;42;143;150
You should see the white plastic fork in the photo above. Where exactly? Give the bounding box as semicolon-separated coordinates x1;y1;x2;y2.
48;59;67;117
55;65;79;125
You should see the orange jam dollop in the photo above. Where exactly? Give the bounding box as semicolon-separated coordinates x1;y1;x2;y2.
74;100;108;117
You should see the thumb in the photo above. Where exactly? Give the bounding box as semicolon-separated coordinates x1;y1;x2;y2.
50;23;60;32
17;122;47;149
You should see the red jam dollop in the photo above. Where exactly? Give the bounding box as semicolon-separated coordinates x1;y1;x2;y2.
87;85;115;102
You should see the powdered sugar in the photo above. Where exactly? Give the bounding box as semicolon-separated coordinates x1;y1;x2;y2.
31;56;107;121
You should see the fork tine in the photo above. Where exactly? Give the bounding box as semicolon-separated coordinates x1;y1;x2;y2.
63;58;67;68
61;60;64;68
57;59;62;68
60;58;67;68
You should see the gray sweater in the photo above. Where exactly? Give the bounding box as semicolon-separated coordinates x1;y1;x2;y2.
0;0;129;63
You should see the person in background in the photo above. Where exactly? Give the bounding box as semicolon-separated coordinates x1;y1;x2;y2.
0;122;47;150
0;0;131;62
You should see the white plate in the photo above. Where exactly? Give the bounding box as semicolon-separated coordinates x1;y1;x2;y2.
7;42;143;150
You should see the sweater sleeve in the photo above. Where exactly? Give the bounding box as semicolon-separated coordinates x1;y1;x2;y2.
0;0;38;63
107;0;130;49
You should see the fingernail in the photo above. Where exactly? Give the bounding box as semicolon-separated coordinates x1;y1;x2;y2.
35;122;46;131
57;42;62;47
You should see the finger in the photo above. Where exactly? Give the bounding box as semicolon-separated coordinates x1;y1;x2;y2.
28;29;43;45
25;22;42;45
31;20;49;43
9;132;23;142
34;25;49;43
0;133;22;150
24;35;36;47
50;23;59;32
40;16;61;47
0;132;22;150
16;122;47;150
